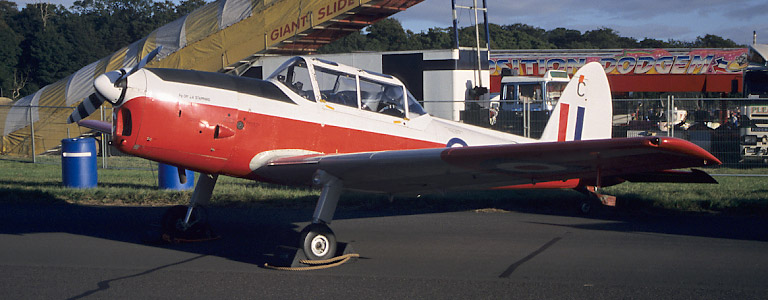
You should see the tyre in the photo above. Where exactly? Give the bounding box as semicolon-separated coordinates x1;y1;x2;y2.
300;223;337;261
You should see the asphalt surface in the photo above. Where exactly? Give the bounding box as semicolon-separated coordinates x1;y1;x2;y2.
0;202;767;299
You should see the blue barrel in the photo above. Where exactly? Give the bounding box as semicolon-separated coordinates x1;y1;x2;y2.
61;138;97;188
158;163;195;190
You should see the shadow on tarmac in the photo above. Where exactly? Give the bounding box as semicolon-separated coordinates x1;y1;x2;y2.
0;187;767;269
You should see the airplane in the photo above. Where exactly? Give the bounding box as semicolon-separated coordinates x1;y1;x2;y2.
68;48;721;261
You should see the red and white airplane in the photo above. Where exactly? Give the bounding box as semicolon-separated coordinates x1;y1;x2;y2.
69;48;720;261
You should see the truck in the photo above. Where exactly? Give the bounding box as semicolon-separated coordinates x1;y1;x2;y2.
460;70;570;137
739;43;768;164
740;105;768;163
494;69;570;112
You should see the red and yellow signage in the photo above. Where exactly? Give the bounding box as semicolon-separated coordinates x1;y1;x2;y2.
490;49;749;93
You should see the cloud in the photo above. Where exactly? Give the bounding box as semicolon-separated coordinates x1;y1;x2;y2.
395;0;768;44
15;0;76;7
724;2;768;20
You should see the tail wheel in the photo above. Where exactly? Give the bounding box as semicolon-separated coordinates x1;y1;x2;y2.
300;223;337;261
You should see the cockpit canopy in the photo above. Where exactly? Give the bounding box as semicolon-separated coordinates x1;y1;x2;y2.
267;57;426;118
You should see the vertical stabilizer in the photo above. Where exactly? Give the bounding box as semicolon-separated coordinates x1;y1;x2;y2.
539;62;612;142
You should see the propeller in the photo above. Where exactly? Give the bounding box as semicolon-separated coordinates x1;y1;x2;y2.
67;46;163;124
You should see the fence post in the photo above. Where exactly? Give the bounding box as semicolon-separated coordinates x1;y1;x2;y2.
29;105;36;163
666;95;672;137
671;95;675;137
100;105;107;169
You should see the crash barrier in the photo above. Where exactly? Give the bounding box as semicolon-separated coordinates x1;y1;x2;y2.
158;163;195;190
61;137;97;188
2;99;768;171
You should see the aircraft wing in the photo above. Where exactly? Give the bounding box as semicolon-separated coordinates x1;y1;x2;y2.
252;136;721;194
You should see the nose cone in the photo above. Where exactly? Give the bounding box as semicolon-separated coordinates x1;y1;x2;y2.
94;69;126;104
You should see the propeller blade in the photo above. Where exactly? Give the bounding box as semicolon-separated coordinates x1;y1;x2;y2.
69;46;162;124
129;46;163;76
67;93;105;124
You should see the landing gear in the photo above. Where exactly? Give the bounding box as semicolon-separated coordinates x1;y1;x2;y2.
300;223;337;260
160;173;218;242
575;185;616;215
161;205;211;240
299;170;343;260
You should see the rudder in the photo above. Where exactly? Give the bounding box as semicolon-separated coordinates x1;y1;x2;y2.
540;62;612;142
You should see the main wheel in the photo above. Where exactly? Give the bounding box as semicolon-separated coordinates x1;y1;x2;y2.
161;205;210;240
578;200;592;215
300;223;337;261
577;197;602;215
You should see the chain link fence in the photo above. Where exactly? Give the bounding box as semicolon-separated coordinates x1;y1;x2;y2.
448;97;768;171
3;99;768;171
0;105;154;170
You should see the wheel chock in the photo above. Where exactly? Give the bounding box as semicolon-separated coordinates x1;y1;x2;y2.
598;194;617;207
265;242;357;270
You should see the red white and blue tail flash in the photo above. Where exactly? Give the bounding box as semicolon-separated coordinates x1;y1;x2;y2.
540;62;612;142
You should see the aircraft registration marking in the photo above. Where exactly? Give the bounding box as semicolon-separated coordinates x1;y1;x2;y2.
178;93;211;102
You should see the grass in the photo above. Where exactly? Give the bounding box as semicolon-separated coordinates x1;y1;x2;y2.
603;178;768;214
0;157;319;207
1;157;767;215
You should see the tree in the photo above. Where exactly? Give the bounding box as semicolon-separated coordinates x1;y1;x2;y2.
582;28;638;49
0;0;17;19
638;38;669;48
34;1;54;29
546;27;588;49
410;27;452;50
0;18;21;98
366;18;411;51
318;31;369;53
693;34;740;48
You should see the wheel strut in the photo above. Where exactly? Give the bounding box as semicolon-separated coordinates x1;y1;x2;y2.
161;173;219;242
300;170;343;260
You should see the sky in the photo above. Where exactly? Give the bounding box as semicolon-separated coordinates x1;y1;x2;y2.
395;0;768;45
13;0;768;45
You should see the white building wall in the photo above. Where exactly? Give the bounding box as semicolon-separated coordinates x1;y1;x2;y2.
423;69;490;121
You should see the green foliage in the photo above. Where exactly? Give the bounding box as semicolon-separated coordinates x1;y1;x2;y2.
0;0;207;99
320;18;744;54
0;18;20;95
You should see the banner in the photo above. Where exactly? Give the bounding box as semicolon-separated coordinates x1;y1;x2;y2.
490;48;749;77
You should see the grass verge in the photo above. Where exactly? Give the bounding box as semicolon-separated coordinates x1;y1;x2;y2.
1;159;766;215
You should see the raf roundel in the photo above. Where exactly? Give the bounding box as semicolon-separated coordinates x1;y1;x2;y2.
446;138;468;148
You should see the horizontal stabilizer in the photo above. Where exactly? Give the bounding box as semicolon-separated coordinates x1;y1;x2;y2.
620;169;718;184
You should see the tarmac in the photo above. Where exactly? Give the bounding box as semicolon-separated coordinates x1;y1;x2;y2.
0;202;766;299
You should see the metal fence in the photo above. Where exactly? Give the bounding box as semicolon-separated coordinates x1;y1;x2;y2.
438;97;768;171
3;98;768;171
0;105;143;169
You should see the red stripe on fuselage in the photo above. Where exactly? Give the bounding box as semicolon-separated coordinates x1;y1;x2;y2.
114;97;443;178
557;103;570;142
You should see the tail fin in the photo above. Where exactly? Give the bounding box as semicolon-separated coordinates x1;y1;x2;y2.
540;62;612;142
